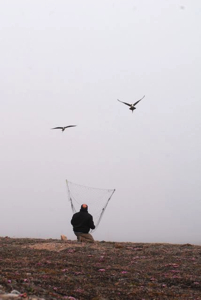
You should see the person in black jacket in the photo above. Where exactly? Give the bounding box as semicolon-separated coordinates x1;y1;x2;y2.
71;204;95;242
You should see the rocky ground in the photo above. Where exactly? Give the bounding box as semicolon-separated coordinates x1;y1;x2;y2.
0;237;201;299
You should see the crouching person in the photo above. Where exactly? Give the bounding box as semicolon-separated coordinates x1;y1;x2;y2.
71;204;95;243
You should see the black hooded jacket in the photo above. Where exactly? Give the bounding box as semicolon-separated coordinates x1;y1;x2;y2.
71;207;95;233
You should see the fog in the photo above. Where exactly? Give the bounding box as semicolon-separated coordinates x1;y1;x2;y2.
0;0;201;245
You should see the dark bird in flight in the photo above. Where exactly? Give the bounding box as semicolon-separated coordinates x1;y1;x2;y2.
51;125;77;132
117;95;145;113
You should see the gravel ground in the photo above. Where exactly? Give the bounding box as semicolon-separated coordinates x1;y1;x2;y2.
0;237;201;299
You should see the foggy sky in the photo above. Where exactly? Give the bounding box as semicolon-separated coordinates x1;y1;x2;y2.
0;0;201;244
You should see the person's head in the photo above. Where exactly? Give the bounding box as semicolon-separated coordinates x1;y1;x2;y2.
80;204;88;212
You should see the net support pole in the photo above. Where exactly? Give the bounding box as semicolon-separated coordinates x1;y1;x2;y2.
92;189;116;231
66;179;76;213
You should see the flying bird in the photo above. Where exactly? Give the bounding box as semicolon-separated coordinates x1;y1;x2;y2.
51;125;77;132
117;95;145;113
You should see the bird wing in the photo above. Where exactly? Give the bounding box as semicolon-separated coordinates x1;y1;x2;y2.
117;99;132;107
51;127;63;130
133;95;145;106
64;125;77;129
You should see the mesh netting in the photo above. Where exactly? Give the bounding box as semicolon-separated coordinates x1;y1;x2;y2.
66;180;115;231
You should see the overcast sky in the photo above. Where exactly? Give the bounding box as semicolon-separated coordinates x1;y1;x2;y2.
0;0;201;245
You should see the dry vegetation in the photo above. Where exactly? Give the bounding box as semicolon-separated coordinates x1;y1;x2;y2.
0;237;201;299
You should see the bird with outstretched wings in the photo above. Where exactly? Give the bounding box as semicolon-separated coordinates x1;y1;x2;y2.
117;95;145;113
51;125;77;132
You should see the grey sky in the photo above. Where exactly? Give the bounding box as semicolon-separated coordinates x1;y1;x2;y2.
0;0;201;244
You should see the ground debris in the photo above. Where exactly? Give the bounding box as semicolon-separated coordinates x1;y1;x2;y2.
0;237;201;299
